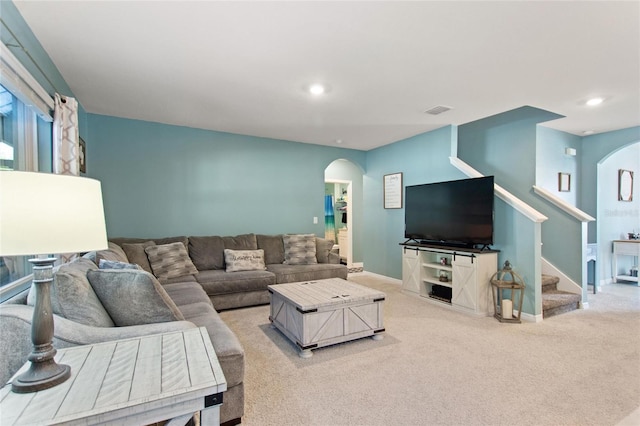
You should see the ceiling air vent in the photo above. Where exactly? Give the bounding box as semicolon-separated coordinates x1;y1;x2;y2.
424;105;453;115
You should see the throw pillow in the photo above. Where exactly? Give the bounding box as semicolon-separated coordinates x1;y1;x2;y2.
98;259;142;270
121;241;156;273
224;249;267;272
144;242;198;281
27;258;115;328
283;234;318;265
87;269;184;326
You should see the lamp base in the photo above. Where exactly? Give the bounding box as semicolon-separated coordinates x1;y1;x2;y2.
12;360;70;393
11;257;71;393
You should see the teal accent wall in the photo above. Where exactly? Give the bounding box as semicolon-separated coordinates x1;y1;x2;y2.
86;114;365;238
363;126;465;278
536;126;581;206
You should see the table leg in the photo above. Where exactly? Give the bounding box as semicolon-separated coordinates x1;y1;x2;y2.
200;405;220;426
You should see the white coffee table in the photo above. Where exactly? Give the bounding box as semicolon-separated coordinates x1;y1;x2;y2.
0;327;226;426
268;278;385;358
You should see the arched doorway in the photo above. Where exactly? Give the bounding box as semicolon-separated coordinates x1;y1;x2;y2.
596;141;640;288
325;159;364;270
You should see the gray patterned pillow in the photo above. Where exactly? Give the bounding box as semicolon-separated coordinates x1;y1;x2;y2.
224;249;267;272
283;234;318;265
98;259;142;270
88;269;184;326
145;242;198;281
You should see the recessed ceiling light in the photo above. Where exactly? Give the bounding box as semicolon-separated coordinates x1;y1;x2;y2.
335;139;343;144
583;130;595;135
309;84;326;95
586;97;604;106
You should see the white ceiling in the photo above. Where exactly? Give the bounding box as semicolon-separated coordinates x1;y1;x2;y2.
14;1;640;151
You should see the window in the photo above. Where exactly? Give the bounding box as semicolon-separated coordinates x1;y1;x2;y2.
0;42;54;301
0;84;43;299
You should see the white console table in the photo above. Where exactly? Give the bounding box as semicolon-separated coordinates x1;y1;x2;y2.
612;240;639;284
0;327;226;426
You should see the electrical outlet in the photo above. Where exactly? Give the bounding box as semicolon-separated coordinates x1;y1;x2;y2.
313;217;318;224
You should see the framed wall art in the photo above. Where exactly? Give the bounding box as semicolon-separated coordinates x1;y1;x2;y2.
618;169;633;202
79;137;87;174
383;172;403;209
558;172;571;192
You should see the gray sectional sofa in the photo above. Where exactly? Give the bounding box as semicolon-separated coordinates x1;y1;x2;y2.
0;233;347;426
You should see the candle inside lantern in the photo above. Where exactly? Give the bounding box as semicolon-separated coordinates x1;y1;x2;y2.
501;299;513;319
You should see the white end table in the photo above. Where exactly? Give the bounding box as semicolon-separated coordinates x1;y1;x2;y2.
0;327;226;425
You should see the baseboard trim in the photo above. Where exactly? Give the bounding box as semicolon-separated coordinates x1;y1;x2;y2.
355;271;402;286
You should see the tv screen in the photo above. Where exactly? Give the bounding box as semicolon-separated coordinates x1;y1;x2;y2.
404;176;494;249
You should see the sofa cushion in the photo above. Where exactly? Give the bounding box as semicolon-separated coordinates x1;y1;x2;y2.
177;303;244;388
162;281;212;307
121;241;156;273
110;236;188;248
87;269;184;326
222;233;258;251
145;242;198;281
196;269;275;296
98;259;142;270
92;242;129;265
283;234;318;265
27;258;114;328
315;237;334;264
267;263;348;284
257;234;285;265
224;249;267;272
188;236;225;270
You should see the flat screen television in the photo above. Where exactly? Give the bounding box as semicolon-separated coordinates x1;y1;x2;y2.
404;176;494;249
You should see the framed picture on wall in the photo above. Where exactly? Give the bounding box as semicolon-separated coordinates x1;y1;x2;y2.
384;172;403;209
618;169;633;201
79;137;87;174
558;172;570;192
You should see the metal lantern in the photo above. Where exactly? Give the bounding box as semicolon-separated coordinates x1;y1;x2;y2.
490;260;526;323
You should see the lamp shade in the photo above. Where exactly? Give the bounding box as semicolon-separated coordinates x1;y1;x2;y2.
0;171;108;256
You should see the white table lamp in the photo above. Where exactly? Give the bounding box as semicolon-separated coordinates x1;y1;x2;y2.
0;171;108;392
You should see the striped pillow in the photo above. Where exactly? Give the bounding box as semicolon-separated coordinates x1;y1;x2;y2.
145;242;198;281
283;234;318;265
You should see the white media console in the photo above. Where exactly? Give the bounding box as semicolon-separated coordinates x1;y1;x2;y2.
401;243;498;316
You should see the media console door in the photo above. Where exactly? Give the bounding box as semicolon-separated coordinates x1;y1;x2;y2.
401;246;497;316
402;248;421;294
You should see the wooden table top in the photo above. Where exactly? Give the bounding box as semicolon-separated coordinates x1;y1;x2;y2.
0;327;226;426
268;278;385;311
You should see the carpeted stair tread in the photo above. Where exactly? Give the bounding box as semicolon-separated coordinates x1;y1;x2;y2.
541;274;560;292
542;290;580;318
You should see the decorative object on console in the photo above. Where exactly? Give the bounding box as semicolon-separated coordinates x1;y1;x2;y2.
0;171;107;392
490;260;526;324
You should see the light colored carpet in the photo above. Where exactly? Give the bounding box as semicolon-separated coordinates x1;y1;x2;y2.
219;273;640;426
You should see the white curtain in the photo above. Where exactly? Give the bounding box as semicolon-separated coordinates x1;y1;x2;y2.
53;93;79;176
53;94;80;263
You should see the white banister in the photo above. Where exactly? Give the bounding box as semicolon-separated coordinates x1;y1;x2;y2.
532;185;595;222
449;157;548;223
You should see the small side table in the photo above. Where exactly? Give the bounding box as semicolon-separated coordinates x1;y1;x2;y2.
0;327;226;426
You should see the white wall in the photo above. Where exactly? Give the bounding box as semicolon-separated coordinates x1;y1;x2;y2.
598;142;640;281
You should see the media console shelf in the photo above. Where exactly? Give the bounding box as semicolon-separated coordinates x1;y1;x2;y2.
401;243;498;316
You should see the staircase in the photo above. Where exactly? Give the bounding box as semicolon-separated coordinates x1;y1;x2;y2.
542;274;581;318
